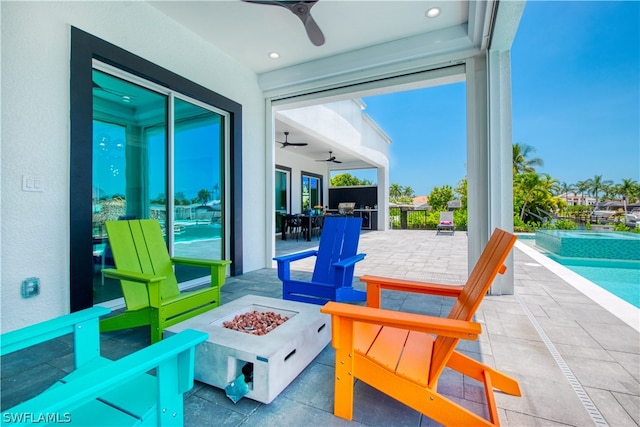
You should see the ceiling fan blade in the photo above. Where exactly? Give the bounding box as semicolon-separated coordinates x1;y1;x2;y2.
279;142;308;148
286;1;324;46
317;151;339;162
277;131;309;148
241;0;284;7
242;0;325;46
301;13;325;46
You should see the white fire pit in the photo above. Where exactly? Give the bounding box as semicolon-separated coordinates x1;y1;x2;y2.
164;295;331;404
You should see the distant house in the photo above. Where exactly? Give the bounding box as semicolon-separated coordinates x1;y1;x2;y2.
413;196;429;208
559;192;596;207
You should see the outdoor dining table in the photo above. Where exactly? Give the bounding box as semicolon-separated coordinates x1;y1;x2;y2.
281;214;313;242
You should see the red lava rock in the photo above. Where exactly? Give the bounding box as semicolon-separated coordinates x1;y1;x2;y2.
223;310;289;335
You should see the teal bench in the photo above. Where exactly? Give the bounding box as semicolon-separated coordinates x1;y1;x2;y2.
1;306;207;426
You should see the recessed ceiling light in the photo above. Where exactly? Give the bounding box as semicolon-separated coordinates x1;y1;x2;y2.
268;52;280;59
426;7;441;18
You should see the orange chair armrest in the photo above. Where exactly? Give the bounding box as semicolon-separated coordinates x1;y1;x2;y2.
360;274;464;308
360;275;464;297
321;301;480;343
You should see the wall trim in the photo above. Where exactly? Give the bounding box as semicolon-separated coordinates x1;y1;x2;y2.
70;27;243;311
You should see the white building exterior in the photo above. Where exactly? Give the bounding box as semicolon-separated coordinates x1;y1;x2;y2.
1;1;525;332
275;99;391;231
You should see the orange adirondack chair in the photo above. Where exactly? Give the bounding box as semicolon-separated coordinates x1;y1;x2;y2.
320;228;520;426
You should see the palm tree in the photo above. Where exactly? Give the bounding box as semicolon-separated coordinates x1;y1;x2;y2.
574;180;590;206
558;182;575;203
514;173;546;221
197;188;211;205
540;174;560;195
585;175;613;207
618;178;639;206
389;183;403;202
402;185;415;199
512;143;543;175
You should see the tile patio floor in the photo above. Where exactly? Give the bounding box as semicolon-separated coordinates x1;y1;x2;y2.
2;229;639;426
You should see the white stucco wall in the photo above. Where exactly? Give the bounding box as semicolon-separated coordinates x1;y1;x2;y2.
1;1;266;332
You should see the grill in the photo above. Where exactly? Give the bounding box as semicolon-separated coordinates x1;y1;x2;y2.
338;202;355;215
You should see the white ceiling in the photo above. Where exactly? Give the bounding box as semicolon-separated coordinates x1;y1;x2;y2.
148;0;498;166
149;1;471;75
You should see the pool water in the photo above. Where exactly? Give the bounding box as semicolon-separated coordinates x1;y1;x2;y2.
174;223;221;242
535;230;640;260
546;254;639;307
519;233;640;308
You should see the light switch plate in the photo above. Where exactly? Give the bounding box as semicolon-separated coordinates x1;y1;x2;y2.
22;175;44;192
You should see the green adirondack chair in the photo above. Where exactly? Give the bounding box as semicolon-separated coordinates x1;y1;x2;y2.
100;219;231;343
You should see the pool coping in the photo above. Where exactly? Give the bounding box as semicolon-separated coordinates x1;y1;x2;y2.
515;240;639;332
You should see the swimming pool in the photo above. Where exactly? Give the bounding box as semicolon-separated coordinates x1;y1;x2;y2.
545;255;639;307
174;222;221;242
535;229;640;260
519;232;640;308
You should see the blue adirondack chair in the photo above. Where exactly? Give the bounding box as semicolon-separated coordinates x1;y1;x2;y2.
274;216;366;305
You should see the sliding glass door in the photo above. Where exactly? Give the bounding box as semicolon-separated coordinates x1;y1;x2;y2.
301;172;322;212
173;98;225;281
91;67;227;303
275;167;290;233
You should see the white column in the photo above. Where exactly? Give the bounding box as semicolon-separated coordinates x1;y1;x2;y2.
466;54;490;277
487;49;515;295
377;166;389;230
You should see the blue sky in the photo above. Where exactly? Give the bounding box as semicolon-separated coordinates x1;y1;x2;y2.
361;1;639;197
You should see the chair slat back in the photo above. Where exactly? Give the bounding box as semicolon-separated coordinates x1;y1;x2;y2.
439;211;454;223
312;216;362;285
138;220;181;299
428;228;516;386
105;220;181;306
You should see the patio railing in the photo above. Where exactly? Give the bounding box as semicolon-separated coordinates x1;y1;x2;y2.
388;207;467;231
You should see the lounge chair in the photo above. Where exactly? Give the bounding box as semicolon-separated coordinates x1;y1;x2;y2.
99;219;231;343
274;216;366;305
320;228;520;426
1;306;207;426
436;211;455;234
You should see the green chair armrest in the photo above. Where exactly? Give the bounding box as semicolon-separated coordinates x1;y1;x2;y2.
102;268;166;284
3;329;208;419
170;258;231;288
170;257;231;268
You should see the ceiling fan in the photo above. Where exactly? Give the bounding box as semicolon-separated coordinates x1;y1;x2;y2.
316;151;341;163
277;131;308;148
93;81;135;103
241;0;325;46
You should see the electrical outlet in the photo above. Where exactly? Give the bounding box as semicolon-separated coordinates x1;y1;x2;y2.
21;277;40;298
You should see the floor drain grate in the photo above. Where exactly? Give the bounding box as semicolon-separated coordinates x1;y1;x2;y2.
515;292;609;427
